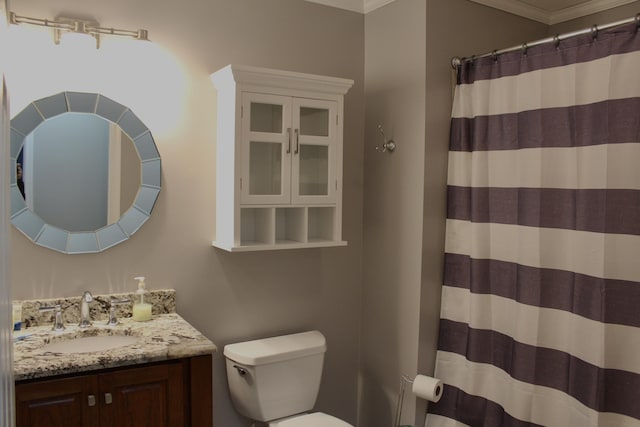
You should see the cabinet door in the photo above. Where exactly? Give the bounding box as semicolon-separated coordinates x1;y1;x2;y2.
241;93;292;204
15;375;99;427
98;362;185;427
291;98;338;204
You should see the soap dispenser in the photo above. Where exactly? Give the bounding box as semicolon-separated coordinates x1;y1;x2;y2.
132;276;152;322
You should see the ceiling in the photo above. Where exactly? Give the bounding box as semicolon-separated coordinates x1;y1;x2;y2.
304;0;638;24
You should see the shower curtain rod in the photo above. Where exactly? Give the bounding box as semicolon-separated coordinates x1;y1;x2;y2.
451;13;640;69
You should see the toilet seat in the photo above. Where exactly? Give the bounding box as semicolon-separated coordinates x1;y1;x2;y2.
269;412;353;427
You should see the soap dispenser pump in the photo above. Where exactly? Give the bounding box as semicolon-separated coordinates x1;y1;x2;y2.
132;276;152;322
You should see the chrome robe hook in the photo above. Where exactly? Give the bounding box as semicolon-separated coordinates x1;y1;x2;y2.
376;124;396;153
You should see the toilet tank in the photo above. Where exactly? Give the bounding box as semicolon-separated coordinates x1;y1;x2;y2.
224;330;327;422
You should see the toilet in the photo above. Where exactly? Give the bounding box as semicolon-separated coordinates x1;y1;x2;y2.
224;330;353;426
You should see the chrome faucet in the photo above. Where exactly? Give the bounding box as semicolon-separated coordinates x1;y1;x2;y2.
79;291;93;328
39;304;65;331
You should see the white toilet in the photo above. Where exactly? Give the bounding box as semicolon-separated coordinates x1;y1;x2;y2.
224;330;353;427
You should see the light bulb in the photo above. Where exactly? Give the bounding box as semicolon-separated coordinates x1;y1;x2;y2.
59;31;98;50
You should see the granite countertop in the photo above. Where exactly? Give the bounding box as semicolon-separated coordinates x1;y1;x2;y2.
13;291;216;381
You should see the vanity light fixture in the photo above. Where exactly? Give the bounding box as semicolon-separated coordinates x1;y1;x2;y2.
9;12;149;49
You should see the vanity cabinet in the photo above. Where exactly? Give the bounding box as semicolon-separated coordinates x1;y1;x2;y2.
211;65;353;251
16;375;96;427
15;355;212;427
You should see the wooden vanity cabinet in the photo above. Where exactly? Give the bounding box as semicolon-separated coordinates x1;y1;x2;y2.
15;375;97;427
15;354;213;427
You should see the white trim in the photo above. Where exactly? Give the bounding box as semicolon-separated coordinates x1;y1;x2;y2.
0;0;15;421
302;0;398;14
467;0;551;24
549;0;639;25
468;0;640;25
304;0;637;20
363;0;396;13
212;64;354;96
302;0;364;13
107;123;122;225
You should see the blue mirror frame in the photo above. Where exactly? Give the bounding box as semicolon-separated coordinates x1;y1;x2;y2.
10;91;161;254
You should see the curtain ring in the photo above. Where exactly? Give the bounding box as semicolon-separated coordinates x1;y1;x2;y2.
635;13;640;32
591;24;598;40
491;50;498;62
521;43;528;56
553;35;560;49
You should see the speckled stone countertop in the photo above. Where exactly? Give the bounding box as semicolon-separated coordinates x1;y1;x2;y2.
14;289;178;328
13;291;216;381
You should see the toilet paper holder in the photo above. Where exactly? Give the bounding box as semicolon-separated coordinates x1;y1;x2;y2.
393;374;443;427
393;375;413;427
401;374;414;384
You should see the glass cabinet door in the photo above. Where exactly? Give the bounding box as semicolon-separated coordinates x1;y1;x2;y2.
291;98;337;204
241;93;292;204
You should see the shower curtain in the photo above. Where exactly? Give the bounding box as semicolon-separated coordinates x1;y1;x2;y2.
426;22;640;427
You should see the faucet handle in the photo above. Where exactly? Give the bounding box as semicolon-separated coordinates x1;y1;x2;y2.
82;290;93;302
106;298;131;326
39;304;65;332
79;291;94;328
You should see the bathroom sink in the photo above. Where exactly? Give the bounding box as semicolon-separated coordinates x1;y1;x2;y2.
42;335;140;354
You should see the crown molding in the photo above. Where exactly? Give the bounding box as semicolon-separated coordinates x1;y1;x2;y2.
304;0;637;22
467;0;551;23
364;0;397;13
468;0;639;25
303;0;364;13
548;0;638;25
303;0;397;14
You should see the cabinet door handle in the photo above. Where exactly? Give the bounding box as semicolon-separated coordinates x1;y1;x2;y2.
286;128;291;154
104;393;113;405
88;395;96;407
294;129;299;154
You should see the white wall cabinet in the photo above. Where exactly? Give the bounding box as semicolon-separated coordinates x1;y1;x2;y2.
211;65;353;251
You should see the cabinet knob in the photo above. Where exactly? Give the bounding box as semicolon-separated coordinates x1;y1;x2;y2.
88;395;96;407
104;393;113;405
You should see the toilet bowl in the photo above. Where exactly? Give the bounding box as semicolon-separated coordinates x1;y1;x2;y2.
269;412;352;426
224;330;353;426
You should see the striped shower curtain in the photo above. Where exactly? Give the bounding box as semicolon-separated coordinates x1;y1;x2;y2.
427;22;640;427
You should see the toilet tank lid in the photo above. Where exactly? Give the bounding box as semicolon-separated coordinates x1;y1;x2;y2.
224;330;326;366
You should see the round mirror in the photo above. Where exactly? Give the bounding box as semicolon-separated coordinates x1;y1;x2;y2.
10;92;161;254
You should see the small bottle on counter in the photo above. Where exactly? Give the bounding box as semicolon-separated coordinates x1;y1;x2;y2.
132;276;152;322
12;303;23;331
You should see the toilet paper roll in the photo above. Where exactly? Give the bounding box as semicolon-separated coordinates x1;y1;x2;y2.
412;375;443;403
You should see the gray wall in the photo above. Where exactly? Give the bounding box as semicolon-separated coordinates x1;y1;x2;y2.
362;1;547;426
361;1;426;425
7;0;364;425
